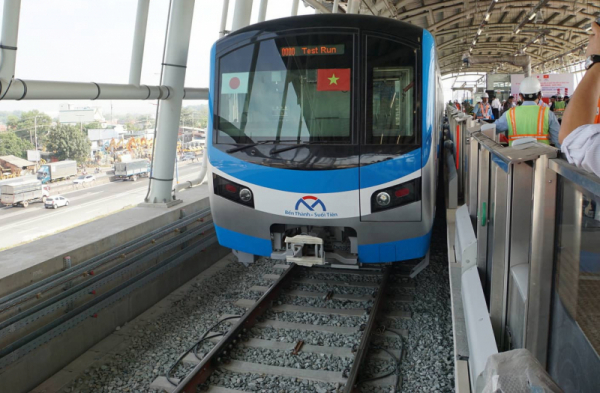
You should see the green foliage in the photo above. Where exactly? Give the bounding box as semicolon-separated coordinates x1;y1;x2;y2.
6;110;53;148
181;104;209;129
0;131;34;158
45;124;91;163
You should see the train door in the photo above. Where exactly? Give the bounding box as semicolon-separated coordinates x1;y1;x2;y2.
359;34;422;222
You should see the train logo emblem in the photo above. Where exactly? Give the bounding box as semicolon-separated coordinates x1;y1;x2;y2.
295;196;326;212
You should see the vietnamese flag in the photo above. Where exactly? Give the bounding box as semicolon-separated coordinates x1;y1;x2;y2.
317;69;351;92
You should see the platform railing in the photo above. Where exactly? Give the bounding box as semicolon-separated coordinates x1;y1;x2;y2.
450;128;573;390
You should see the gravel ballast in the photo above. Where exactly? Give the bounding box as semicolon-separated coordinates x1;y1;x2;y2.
61;196;452;392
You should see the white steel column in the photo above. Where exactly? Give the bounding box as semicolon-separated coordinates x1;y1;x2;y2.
0;0;21;97
129;0;150;85
176;0;254;194
258;0;268;22
291;0;299;16
348;0;360;14
332;0;340;13
219;0;230;38
146;0;195;204
232;0;253;32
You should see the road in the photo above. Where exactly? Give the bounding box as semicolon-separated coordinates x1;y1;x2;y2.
0;162;204;251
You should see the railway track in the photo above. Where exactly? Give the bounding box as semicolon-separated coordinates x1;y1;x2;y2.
151;263;416;392
0;208;216;369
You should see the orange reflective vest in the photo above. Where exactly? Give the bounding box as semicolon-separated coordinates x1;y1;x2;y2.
476;102;491;119
507;106;550;145
595;98;600;124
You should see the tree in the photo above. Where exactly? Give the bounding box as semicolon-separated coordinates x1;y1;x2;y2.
0;131;34;158
6;110;53;148
45;124;91;163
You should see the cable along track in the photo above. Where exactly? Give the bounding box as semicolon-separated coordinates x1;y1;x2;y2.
152;263;416;392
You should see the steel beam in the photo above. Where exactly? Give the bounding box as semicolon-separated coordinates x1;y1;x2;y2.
258;0;268;22
0;0;21;97
129;0;150;85
219;0;230;37
146;0;196;204
232;0;253;31
347;0;360;14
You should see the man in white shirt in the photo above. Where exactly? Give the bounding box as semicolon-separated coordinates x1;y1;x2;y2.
560;20;600;177
491;95;502;120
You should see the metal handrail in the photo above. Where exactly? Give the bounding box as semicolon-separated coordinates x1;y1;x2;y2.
549;158;600;197
471;131;559;165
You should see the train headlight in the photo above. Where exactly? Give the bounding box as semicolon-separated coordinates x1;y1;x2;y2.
371;178;421;212
376;192;391;207
213;174;255;208
239;188;253;202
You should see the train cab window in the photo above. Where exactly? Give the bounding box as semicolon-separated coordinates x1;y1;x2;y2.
365;36;416;145
216;34;354;145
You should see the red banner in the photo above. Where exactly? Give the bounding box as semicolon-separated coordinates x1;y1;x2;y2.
317;69;350;92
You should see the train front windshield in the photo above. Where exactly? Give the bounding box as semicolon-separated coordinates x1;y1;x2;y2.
217;33;416;146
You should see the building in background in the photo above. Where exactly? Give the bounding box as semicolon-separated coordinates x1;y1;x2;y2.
59;104;105;125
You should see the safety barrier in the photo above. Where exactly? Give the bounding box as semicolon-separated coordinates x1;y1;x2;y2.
446;120;600;391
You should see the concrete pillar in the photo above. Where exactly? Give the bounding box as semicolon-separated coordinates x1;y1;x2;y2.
291;0;299;16
0;0;21;97
347;0;360;14
129;0;150;85
232;0;253;32
145;0;195;204
219;0;230;38
257;0;268;22
332;0;340;13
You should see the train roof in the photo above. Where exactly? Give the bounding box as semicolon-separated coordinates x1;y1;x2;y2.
223;14;424;45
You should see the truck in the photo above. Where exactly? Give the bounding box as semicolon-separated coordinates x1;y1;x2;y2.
37;160;78;184
0;180;50;208
114;159;150;181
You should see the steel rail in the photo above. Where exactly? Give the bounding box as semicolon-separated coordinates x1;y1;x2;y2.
0;208;211;312
173;263;300;393
343;267;390;393
0;221;214;339
0;233;218;368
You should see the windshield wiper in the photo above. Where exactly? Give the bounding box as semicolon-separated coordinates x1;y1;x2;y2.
226;139;280;153
269;140;336;155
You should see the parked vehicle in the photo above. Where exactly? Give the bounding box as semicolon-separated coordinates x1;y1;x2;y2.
181;153;196;162
37;160;77;184
0;180;50;208
73;175;96;185
114;159;150;181
44;195;69;209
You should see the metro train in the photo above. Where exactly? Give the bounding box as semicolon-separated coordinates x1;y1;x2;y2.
207;14;444;268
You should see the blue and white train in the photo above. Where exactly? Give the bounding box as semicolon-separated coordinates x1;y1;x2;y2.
207;14;444;267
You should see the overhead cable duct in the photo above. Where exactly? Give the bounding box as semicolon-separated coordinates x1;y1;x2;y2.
469;55;532;77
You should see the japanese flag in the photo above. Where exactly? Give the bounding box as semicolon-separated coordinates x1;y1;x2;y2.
221;72;249;94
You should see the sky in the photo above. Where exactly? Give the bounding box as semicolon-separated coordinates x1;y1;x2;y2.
0;0;315;118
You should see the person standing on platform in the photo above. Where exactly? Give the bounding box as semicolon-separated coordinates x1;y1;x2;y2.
554;95;566;112
491;95;502;120
502;96;515;114
559;19;600;176
494;77;560;146
474;93;494;121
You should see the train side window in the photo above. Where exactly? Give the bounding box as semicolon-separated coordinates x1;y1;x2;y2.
365;36;416;145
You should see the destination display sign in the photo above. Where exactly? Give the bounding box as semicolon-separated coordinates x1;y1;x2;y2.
280;45;345;57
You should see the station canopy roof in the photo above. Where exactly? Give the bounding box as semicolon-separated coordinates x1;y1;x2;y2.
317;0;598;75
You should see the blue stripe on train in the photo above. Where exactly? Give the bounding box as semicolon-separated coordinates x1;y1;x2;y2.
358;227;433;263
422;29;435;168
215;224;273;257
215;223;432;263
209;146;421;194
